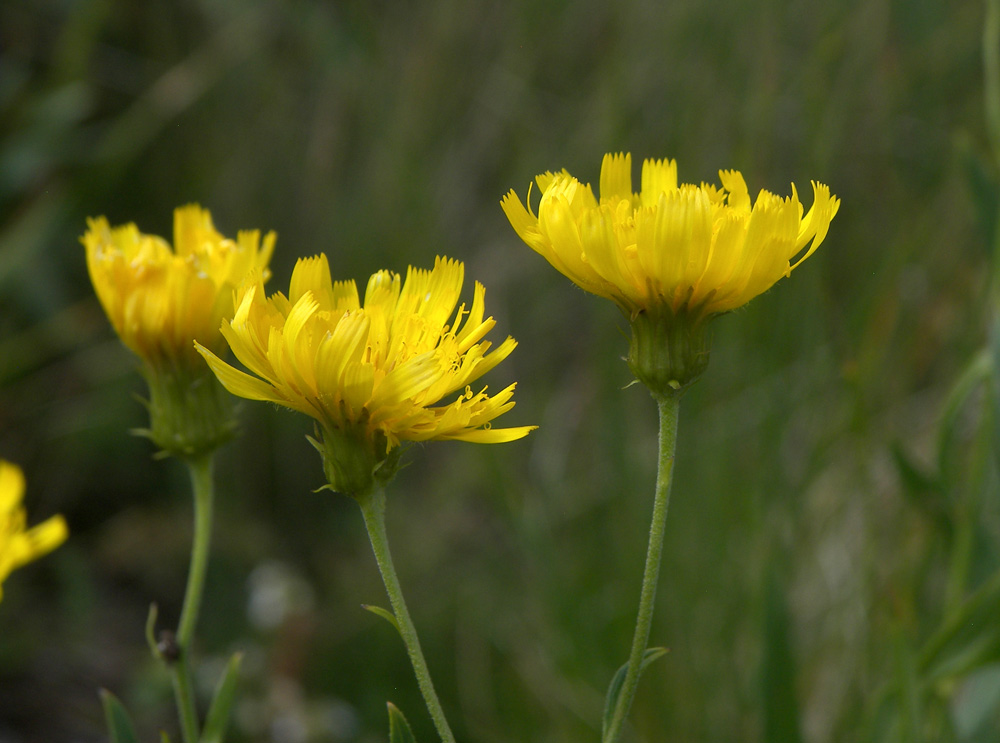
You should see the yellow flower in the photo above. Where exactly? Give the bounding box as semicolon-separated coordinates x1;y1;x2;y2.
502;152;839;319
0;461;67;602
502;153;839;391
196;255;535;493
83;204;276;368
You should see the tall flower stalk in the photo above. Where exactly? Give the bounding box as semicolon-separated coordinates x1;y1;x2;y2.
198;253;534;740
503;153;839;741
83;205;275;742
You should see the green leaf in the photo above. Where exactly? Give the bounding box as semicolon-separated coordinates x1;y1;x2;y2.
362;603;401;635
892;632;922;742
99;689;140;743
890;442;950;539
201;652;243;743
761;567;803;743
387;702;417;743
954;130;999;251
601;647;669;739
919;568;1000;684
937;349;992;488
145;602;161;659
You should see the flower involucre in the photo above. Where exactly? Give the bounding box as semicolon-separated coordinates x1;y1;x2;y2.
502;152;840;321
0;461;67;602
196;254;534;452
83;204;276;367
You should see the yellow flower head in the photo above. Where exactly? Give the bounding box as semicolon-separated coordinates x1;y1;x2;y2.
503;153;839;392
0;460;68;602
196;254;535;492
502;152;839;321
83;204;276;368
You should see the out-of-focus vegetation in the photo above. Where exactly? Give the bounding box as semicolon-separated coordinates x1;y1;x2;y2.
1;0;998;741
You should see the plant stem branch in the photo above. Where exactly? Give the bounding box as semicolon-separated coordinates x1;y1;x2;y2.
604;389;680;743
357;486;456;743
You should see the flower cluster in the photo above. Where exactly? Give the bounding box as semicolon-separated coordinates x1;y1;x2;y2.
0;461;67;602
197;254;534;492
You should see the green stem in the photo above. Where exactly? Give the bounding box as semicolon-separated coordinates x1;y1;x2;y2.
172;454;216;743
357;486;456;743
171;662;200;743
178;455;215;649
604;389;680;743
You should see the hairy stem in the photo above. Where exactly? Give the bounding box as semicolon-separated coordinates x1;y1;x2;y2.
604;390;680;743
357;486;456;743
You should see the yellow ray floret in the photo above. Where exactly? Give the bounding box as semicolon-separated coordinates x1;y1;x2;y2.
0;461;68;602
196;254;535;450
83;204;276;367
502;152;839;319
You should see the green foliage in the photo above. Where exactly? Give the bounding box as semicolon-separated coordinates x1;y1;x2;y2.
761;566;804;743
99;690;140;743
388;702;418;743
363;603;402;635
601;647;668;740
201;652;243;743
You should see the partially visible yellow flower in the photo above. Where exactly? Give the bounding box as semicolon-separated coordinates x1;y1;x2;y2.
196;254;535;493
83;205;277;457
83;204;276;368
502;153;839;391
0;461;67;602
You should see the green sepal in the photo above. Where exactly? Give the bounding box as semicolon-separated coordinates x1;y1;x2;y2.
362;603;402;635
137;361;237;460
387;702;418;743
308;419;404;497
626;306;710;395
201;652;243;743
99;689;140;743
602;647;669;739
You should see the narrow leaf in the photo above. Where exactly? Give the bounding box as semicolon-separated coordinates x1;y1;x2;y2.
145;603;161;659
387;702;418;743
892;632;922;742
761;567;804;743
937;349;991;486
601;647;669;739
362;603;401;635
890;442;951;539
99;689;140;743
201;652;243;743
919;567;1000;681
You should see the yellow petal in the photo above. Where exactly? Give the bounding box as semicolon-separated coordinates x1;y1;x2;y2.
195;343;289;405
640;158;678;207
600;152;633;203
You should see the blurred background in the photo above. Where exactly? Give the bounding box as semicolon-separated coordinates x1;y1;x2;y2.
1;0;998;741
